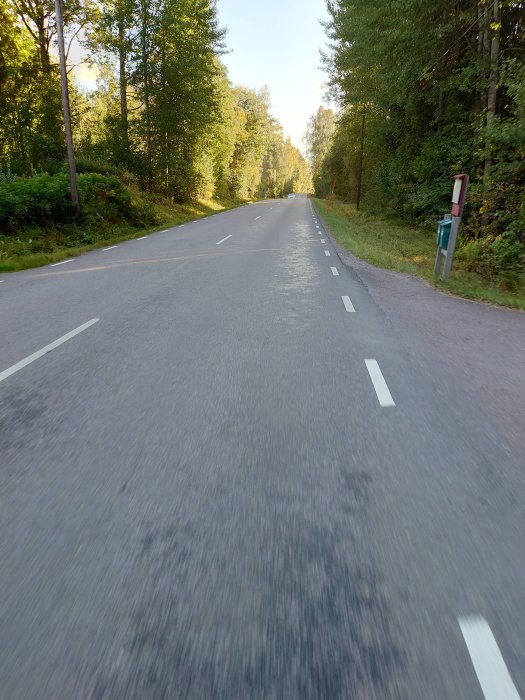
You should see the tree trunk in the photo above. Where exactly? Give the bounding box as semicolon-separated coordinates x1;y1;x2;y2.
55;0;79;211
35;10;50;74
117;17;130;161
15;109;29;173
481;0;500;228
141;0;152;192
478;1;486;109
356;112;365;211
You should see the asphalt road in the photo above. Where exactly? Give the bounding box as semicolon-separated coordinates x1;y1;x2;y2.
0;197;524;699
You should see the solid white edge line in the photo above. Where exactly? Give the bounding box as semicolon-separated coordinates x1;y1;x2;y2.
50;259;74;267
331;267;339;276
365;359;395;407
324;250;331;257
103;245;118;251
216;234;232;245
341;295;355;313
0;319;100;384
459;617;521;700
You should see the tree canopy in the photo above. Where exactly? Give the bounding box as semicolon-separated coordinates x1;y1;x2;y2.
310;0;524;283
0;0;311;202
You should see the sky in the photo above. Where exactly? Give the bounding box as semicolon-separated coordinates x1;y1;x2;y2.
216;0;331;150
73;0;332;152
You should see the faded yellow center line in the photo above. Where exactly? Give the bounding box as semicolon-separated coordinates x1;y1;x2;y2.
28;241;325;278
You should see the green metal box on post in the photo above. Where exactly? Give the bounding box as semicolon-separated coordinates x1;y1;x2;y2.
434;174;469;281
436;219;452;251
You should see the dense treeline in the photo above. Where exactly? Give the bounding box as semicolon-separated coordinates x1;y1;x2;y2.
0;0;311;217
307;0;524;285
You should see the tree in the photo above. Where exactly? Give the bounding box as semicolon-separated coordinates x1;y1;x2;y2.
84;0;135;167
304;106;336;196
319;0;524;280
0;2;63;172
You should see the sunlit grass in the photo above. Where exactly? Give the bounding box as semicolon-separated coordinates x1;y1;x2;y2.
314;198;525;311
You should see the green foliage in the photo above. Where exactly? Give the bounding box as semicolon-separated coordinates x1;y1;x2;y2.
77;173;134;223
0;3;63;174
317;0;525;285
75;157;138;186
0;174;74;231
0;172;143;234
304;107;336;195
0;164;17;185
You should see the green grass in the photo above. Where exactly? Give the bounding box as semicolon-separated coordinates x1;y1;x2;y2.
313;198;525;310
0;194;246;273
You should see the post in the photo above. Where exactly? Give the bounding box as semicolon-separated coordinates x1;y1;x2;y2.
55;0;79;212
434;174;469;281
443;217;460;280
356;112;365;211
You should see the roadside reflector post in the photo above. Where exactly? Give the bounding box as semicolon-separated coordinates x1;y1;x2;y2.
434;174;469;281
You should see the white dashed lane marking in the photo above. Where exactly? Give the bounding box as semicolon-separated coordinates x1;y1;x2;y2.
459;617;521;700
341;296;355;313
216;235;232;246
365;360;395;408
103;245;118;251
324;250;331;257
0;319;100;384
50;259;74;267
331;267;339;276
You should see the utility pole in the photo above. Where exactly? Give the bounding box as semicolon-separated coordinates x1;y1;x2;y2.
356;112;366;211
55;0;79;212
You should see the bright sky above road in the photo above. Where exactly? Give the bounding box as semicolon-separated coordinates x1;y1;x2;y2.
216;0;332;151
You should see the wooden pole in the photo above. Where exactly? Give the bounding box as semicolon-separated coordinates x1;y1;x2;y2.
55;0;79;212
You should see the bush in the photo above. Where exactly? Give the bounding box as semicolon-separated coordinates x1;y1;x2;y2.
0;173;74;232
74;158;138;187
0;172;142;234
457;223;525;290
77;173;133;224
0;164;17;185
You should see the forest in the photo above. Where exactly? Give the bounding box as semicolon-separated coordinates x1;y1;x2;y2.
305;0;524;288
0;0;311;265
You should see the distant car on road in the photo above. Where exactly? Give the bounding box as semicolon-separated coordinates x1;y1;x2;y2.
287;193;295;199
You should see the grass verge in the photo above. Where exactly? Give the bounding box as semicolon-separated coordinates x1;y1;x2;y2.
0;195;247;273
313;198;525;310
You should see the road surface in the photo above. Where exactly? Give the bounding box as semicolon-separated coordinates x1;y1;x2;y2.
0;197;524;699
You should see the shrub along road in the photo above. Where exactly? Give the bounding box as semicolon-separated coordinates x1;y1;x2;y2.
0;197;524;698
